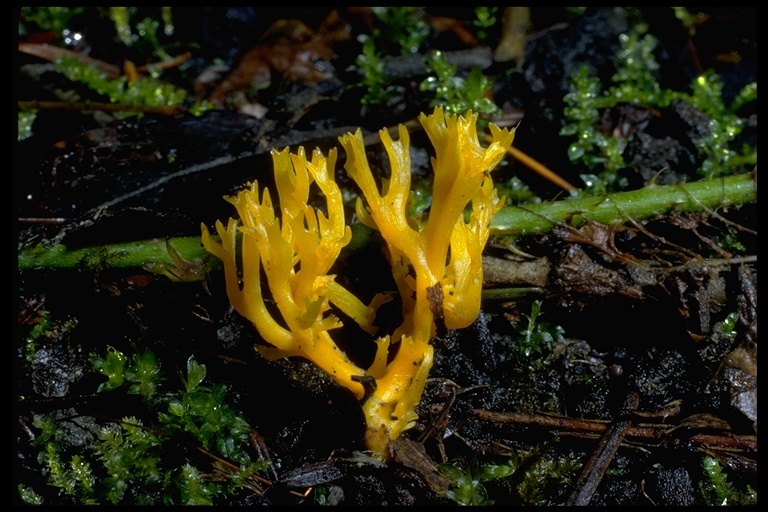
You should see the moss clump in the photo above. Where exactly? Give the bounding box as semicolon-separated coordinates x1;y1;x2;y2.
561;28;756;194
23;349;269;505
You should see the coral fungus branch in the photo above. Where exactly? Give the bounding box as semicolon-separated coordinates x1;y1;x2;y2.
201;107;513;458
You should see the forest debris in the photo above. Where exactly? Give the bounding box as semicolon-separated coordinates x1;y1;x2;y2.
205;10;351;111
482;253;550;288
278;460;344;490
19;42;121;77
551;238;649;304
565;390;639;506
472;409;757;452
18;42;191;79
494;7;531;64
737;264;757;344
722;344;757;428
391;437;451;495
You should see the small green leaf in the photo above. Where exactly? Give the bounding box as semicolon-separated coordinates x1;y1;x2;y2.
95;346;127;392
185;356;206;392
167;399;185;417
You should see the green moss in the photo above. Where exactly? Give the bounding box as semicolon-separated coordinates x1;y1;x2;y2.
33;423;98;504
516;446;582;505
23;348;270;505
420;50;501;119
441;457;518;506
354;7;430;108
131;11;176;61
442;445;585;506
355;37;395;107
94;418;165;504
91;346;163;395
20;7;214;120
686;73;757;179
17;484;45;505
23;312;79;369
23;310;52;363
368;7;430;57
17;109;37;142
515;300;564;359
19;6;87;36
719;312;739;339
177;464;216;505
698;455;757;506
561;24;756;193
470;7;500;44
56;55;188;114
354;8;501;118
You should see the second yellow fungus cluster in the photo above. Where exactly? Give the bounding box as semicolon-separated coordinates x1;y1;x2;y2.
201;107;514;459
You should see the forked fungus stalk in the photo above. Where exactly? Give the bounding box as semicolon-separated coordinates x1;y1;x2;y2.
201;107;514;458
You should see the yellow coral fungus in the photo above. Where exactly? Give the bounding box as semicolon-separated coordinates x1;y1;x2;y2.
201;146;383;400
201;107;514;459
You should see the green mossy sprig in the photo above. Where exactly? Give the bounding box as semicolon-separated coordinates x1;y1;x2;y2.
686;73;757;179
158;356;254;466
31;414;98;504
108;7;176;61
441;457;518;506
92;346;163;396
352;7;501;119
366;6;430;57
719;312;739;339
94;417;166;504
515;300;564;359
56;55;187;112
355;37;396;108
698;455;757;506
470;7;500;45
516;447;583;505
441;446;586;506
420;50;501;119
19;7;212;126
354;7;429;108
19;6;88;36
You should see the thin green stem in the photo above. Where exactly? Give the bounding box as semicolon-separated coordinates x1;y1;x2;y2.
18;236;212;276
491;173;755;236
18;174;756;273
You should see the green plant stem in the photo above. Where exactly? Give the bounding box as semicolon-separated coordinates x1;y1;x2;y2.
18;236;211;272
18;174;755;272
491;173;755;236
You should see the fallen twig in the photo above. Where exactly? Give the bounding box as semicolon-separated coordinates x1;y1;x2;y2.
565;390;639;506
472;408;758;452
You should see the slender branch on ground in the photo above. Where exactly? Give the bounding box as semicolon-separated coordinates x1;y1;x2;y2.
490;172;755;236
17;173;756;274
